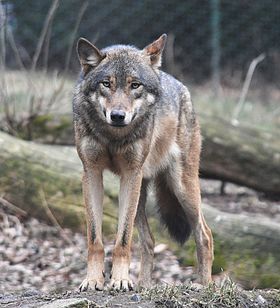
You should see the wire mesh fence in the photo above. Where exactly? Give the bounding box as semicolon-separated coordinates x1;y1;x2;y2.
1;0;279;85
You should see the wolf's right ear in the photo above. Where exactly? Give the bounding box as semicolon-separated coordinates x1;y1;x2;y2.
77;38;105;74
143;34;167;68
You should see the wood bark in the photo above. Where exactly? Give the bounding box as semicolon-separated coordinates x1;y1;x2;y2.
199;114;280;197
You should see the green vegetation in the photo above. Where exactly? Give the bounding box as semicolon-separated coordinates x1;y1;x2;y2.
192;85;280;134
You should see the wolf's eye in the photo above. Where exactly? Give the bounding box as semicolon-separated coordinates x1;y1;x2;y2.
101;81;110;88
131;82;141;89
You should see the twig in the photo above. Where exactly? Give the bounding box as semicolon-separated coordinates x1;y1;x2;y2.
43;71;65;113
31;0;59;71
165;32;176;73
43;25;52;72
39;188;75;246
0;196;27;216
64;1;88;73
6;26;26;71
164;32;184;80
232;53;265;123
5;19;38;91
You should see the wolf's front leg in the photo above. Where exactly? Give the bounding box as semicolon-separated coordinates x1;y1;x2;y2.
79;169;105;291
110;169;143;291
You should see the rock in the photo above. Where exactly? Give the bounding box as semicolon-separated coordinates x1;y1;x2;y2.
154;244;168;254
21;289;41;297
256;294;267;306
40;298;89;308
190;282;203;292
130;294;141;302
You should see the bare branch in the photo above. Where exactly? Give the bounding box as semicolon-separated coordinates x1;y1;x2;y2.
0;196;27;216
64;1;88;73
39;188;75;246
164;32;184;80
232;53;265;123
31;0;59;71
43;25;52;72
6;26;26;71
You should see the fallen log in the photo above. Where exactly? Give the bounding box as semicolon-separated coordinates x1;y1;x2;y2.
0;131;118;233
0;131;279;288
199;114;280;197
7;112;279;197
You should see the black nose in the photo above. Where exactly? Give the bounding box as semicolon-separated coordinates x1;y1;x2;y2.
110;110;126;124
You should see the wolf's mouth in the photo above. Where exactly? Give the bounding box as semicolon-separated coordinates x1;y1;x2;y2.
110;123;128;128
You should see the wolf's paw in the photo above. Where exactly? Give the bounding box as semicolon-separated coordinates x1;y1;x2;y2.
109;278;134;291
79;277;104;292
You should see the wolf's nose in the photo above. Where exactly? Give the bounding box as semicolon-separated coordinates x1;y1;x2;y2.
110;110;126;124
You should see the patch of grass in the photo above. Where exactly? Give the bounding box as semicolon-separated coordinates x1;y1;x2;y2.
141;278;280;307
0;70;74;139
192;84;280;134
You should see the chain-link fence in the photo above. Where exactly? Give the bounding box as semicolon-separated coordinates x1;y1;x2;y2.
1;0;280;86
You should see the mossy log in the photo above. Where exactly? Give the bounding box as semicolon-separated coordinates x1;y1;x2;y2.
0;131;118;234
0;131;280;288
21;113;280;197
199;114;280;197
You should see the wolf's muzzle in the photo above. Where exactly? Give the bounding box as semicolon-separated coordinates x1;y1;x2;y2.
110;110;126;126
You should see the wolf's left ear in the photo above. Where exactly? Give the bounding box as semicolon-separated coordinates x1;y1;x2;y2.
77;38;105;74
143;34;167;68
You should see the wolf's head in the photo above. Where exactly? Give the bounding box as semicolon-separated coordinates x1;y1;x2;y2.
76;34;167;128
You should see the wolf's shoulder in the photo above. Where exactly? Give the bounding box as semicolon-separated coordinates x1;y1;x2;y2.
159;71;191;103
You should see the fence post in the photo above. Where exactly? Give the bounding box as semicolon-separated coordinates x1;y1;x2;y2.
210;0;221;96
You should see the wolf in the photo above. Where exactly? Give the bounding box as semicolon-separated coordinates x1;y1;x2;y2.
73;34;213;291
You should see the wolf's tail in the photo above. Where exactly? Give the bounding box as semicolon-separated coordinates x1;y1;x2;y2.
155;174;192;245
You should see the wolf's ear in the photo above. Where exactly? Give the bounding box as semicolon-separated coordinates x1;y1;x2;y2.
143;34;167;68
77;38;104;74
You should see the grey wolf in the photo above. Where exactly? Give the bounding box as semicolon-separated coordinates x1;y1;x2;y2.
73;34;213;291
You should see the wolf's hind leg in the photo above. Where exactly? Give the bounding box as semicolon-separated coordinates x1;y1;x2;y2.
173;172;213;285
135;179;154;289
193;206;213;285
176;127;214;285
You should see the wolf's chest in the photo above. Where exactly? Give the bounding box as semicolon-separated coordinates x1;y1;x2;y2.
143;115;180;178
143;139;180;179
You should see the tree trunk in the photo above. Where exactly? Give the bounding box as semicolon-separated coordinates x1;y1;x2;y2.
0;131;279;288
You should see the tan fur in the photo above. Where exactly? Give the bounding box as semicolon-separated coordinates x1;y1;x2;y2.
143;116;179;178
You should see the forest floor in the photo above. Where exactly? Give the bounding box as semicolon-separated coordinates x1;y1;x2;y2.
0;179;279;307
